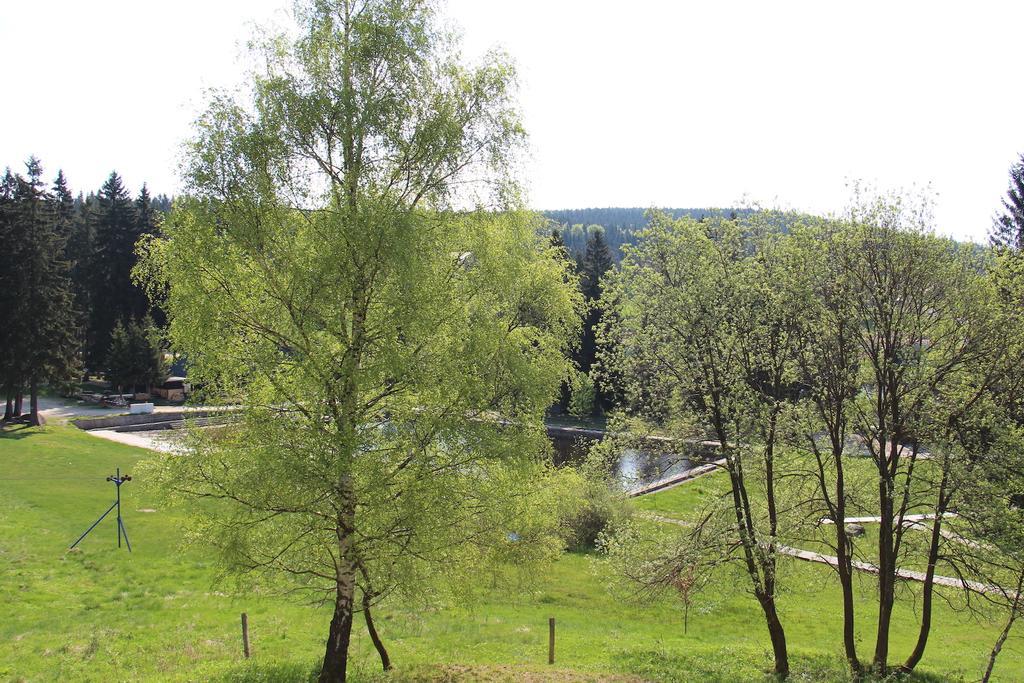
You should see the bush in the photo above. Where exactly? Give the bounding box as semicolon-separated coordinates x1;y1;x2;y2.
568;371;596;417
561;475;631;551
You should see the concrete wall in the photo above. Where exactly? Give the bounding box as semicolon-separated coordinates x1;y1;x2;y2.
73;408;236;431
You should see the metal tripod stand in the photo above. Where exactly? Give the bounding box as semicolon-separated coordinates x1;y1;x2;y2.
70;468;132;552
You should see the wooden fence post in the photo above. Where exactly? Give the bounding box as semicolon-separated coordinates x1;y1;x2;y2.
548;617;555;664
241;612;250;658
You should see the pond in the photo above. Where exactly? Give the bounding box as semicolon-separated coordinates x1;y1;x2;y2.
547;426;716;491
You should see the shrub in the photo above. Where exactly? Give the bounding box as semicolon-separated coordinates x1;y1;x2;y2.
568;371;596;417
561;474;631;551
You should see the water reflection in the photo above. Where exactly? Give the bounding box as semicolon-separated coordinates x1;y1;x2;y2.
548;430;712;490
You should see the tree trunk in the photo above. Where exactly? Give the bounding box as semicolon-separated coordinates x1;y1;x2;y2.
982;566;1024;683
832;450;860;672
319;469;358;683
3;393;12;421
28;378;40;426
836;546;860;671
873;561;894;673
13;392;23;417
318;576;356;683
760;594;789;677
899;523;940;672
761;414;788;678
873;472;895;673
362;592;392;671
723;440;790;678
901;470;950;673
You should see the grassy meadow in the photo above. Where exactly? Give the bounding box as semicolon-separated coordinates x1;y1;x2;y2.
2;425;1022;681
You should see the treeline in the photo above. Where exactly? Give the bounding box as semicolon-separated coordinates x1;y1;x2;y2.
0;157;168;424
549;208;771;418
542;207;755;258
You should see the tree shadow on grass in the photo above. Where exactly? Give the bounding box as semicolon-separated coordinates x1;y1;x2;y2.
212;660;391;683
614;648;952;683
0;423;37;440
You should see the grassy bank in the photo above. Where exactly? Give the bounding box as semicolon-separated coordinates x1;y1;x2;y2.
1;425;1020;681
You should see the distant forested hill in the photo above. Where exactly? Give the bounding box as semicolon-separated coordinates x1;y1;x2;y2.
541;207;755;258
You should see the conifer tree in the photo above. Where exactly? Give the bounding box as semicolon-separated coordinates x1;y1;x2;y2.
0;168;22;420
104;317;162;397
991;153;1024;250
134;184;165;326
576;227;616;412
581;226;614;302
52;170;75;243
106;316;166;396
549;226;567;253
68;191;97;365
2;159;79;424
87;172;142;368
105;320;133;397
135;184;159;236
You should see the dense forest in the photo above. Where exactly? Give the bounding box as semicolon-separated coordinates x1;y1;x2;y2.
542;207;755;258
0;159;170;423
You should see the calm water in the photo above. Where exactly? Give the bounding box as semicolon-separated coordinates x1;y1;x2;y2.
548;430;714;490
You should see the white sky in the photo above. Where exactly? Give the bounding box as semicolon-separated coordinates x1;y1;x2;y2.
2;1;1021;242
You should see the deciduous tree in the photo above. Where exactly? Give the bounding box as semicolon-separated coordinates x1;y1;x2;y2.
136;2;581;681
601;210;801;677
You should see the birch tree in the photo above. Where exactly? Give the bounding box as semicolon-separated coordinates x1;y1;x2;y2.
136;2;581;680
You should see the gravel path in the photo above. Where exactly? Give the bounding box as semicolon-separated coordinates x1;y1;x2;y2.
32;395;190;421
88;429;184;453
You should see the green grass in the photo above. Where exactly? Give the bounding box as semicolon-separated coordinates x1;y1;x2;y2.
630;470;733;520
2;426;1022;681
634;456;973;574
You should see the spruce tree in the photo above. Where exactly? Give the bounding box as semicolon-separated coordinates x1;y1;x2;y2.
133;316;166;394
4;158;79;424
581;226;614;302
105;320;133;397
135;184;159;236
68;191;97;367
0;168;22;420
991;153;1024;249
87;171;141;369
52;170;75;243
578;227;614;372
575;227;616;414
134;184;165;326
105;317;166;398
550;226;567;252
